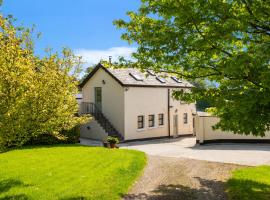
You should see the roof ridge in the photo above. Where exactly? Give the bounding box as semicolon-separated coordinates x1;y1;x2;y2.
79;63;193;89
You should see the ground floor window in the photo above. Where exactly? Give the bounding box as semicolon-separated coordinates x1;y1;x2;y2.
183;113;188;124
158;113;164;126
137;115;145;129
148;114;155;127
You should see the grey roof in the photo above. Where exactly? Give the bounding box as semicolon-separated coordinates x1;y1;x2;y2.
106;67;193;88
80;63;193;88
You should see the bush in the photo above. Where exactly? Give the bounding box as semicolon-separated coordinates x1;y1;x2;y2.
27;126;80;145
107;136;119;144
0;15;88;150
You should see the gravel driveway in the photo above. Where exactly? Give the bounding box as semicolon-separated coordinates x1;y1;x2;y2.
80;137;268;199
123;155;243;200
120;136;270;166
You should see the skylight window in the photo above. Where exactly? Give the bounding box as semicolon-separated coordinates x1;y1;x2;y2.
171;76;182;83
156;76;166;83
147;70;155;76
129;72;143;81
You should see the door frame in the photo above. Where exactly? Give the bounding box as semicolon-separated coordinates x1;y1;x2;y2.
94;87;102;111
173;114;179;137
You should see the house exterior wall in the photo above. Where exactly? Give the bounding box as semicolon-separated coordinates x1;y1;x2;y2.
124;87;168;140
123;87;196;140
195;116;270;143
81;68;125;135
80;119;108;141
170;89;196;136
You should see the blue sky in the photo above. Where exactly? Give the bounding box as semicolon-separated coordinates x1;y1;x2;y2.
1;0;140;65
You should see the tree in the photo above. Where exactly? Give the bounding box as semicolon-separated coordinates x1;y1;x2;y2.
80;64;95;82
0;14;87;149
114;0;270;136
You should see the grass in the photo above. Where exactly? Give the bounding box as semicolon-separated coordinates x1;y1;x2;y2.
0;145;146;200
227;166;270;200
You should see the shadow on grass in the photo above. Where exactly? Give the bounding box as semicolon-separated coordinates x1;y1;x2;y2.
0;179;31;200
123;177;227;200
60;197;87;200
0;194;29;200
3;144;91;153
227;179;270;200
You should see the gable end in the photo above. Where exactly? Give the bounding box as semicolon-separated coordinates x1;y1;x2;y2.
79;63;124;89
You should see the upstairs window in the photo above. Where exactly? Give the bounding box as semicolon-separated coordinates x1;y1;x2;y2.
129;73;143;81
147;70;155;76
156;76;166;83
137;115;145;129
171;76;182;83
183;113;188;124
148;115;155;127
158;114;164;126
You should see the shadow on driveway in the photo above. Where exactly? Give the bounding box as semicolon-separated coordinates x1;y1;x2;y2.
124;177;226;200
189;142;270;152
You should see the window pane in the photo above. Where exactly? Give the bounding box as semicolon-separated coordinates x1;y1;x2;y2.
183;113;188;124
158;114;164;125
148;115;155;127
137;115;144;129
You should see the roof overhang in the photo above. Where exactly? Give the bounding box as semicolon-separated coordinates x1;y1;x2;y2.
79;63;193;89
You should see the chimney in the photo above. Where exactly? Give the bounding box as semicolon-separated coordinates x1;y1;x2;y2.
109;56;112;66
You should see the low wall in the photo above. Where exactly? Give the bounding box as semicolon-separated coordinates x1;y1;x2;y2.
195;115;270;144
80;119;108;141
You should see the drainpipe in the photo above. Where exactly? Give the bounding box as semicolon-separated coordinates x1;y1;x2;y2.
168;89;171;138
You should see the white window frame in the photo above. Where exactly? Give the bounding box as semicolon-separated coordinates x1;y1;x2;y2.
137;115;145;130
158;113;164;126
148;114;155;128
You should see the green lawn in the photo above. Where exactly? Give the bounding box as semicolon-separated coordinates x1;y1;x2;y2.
227;166;270;200
0;145;146;200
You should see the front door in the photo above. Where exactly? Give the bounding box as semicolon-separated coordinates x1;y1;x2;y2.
173;114;178;137
94;87;102;111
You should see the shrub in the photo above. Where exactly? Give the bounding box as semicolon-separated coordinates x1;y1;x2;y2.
27;126;80;145
0;14;88;150
107;136;119;144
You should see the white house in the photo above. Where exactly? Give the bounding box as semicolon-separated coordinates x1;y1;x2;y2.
79;63;196;141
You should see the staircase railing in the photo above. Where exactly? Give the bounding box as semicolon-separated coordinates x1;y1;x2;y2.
80;102;122;139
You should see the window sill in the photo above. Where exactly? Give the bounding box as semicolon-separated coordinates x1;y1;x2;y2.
148;126;157;130
137;128;146;132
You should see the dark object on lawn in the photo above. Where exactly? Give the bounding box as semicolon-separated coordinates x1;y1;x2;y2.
107;136;119;148
103;141;109;148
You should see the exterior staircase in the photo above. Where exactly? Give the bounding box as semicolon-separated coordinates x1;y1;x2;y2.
80;102;123;141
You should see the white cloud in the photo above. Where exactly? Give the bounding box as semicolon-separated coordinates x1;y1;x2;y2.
74;46;136;65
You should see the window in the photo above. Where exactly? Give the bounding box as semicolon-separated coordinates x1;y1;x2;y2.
158;114;164;126
148;115;155;127
171;76;182;83
129;73;143;81
183;113;188;124
147;70;155;76
137;115;144;129
156;76;166;83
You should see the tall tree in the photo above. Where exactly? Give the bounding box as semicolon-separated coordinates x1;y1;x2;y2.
0;14;87;149
80;64;95;82
114;0;270;136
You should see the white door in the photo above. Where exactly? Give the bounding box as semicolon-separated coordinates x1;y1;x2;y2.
173;114;178;137
94;87;102;111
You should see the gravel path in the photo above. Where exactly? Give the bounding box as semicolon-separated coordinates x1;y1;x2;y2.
123;156;244;200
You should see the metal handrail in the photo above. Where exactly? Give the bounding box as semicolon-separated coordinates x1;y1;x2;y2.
80;102;119;137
